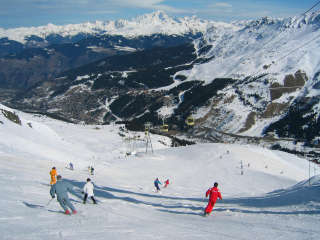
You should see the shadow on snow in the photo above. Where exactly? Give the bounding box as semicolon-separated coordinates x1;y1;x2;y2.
65;178;320;216
26;177;320;216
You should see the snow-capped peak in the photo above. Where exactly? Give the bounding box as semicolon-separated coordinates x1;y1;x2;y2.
135;11;172;23
287;10;320;28
242;10;320;31
0;11;213;43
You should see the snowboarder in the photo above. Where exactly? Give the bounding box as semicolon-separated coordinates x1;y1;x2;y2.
50;175;77;215
154;178;162;192
164;179;169;188
50;167;57;185
204;182;222;216
83;178;97;204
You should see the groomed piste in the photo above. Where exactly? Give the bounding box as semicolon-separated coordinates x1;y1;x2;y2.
0;104;319;240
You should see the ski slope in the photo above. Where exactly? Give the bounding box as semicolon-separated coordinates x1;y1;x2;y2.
0;105;320;240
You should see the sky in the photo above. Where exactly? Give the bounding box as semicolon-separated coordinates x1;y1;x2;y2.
0;0;319;29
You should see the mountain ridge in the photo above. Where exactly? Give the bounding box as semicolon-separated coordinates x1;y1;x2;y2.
0;11;225;44
2;10;320;153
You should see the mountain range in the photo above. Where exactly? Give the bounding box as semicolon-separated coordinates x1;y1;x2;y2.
1;11;320;156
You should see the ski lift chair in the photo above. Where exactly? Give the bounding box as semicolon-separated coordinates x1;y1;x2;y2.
160;124;169;132
185;116;195;126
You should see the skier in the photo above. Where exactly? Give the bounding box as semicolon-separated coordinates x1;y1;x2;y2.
154;178;162;192
50;167;57;185
83;178;97;204
88;166;94;175
164;179;169;188
204;182;222;216
69;162;74;170
50;175;77;215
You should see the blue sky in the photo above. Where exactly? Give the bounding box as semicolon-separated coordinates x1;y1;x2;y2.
0;0;319;29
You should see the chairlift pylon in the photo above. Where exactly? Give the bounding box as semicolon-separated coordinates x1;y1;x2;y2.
124;136;137;156
144;122;152;136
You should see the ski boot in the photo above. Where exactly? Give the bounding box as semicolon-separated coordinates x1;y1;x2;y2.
65;209;71;215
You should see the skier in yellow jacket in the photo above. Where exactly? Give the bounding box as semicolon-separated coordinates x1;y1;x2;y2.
50;167;57;185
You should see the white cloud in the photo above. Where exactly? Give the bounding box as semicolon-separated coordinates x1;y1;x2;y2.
30;0;187;14
107;0;187;13
115;0;164;8
0;0;305;28
151;4;189;13
87;10;118;15
196;2;233;15
215;2;232;8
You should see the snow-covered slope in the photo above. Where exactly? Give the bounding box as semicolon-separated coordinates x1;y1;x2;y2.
0;11;233;44
0;104;320;239
184;12;320;83
0;104;170;168
3;11;320;143
165;11;320;136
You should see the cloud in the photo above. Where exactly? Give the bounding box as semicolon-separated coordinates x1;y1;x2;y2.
0;0;195;28
87;10;118;15
150;4;190;14
215;2;232;8
5;0;187;14
0;0;308;28
114;0;165;8
107;0;187;13
192;1;233;16
199;2;233;15
30;0;178;11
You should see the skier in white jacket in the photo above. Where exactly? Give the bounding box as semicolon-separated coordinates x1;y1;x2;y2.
83;178;97;204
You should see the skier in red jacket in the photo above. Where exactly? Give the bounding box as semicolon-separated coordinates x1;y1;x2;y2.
204;182;222;216
164;179;169;188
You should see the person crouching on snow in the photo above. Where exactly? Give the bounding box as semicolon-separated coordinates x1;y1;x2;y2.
204;182;222;216
83;178;97;204
50;175;77;215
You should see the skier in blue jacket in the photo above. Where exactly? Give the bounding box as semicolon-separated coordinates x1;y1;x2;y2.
50;175;77;215
154;178;162;192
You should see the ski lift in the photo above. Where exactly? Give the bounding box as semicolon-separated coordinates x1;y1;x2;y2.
145;122;152;131
124;137;137;156
185;116;195;126
158;114;169;132
160;124;169;132
144;122;152;136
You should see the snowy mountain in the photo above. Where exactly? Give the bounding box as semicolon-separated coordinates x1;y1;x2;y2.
2;11;320;155
179;11;320;142
187;12;320;84
0;11;214;89
0;103;319;239
0;11;220;44
0;34;199;89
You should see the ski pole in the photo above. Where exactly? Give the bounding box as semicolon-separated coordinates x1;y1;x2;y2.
46;198;54;206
